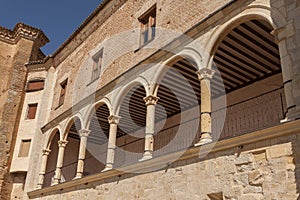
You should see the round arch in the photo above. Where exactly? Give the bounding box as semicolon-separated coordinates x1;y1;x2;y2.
44;127;62;150
62;114;84;141
114;76;150;116
85;97;113;129
205;5;286;67
151;48;203;93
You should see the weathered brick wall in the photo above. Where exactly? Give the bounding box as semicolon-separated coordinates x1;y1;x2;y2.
0;38;37;199
48;0;231;121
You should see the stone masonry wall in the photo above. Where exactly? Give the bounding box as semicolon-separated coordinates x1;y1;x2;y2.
32;132;300;200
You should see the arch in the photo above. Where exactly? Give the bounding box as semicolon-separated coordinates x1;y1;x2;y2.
114;76;150;116
44;127;62;150
84;97;113;129
205;5;287;67
151;48;202;92
62;114;84;141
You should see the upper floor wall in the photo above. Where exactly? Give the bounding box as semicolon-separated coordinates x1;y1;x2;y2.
47;0;232;121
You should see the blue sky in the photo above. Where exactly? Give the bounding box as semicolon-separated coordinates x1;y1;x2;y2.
0;1;102;55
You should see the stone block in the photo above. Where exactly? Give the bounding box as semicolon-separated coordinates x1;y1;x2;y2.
248;170;264;186
235;154;254;165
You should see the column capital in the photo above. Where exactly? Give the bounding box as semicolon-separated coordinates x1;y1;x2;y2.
143;95;159;106
270;26;285;44
108;115;121;124
57;140;68;148
42;149;51;156
79;129;91;137
196;68;215;80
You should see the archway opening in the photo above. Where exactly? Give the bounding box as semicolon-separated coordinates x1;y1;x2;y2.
211;19;286;139
43;130;59;187
85;104;110;175
153;59;200;156
61;118;81;182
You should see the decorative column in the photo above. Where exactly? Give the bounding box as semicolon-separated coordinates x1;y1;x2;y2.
53;140;68;185
102;115;121;171
195;68;215;146
37;149;51;189
139;95;159;161
271;27;298;121
74;129;91;179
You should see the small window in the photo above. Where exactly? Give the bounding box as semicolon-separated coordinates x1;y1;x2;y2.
27;103;38;119
139;6;156;46
27;80;44;92
18;139;31;157
91;50;103;81
58;79;68;106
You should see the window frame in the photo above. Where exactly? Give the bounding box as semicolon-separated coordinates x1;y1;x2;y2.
26;79;45;92
26;103;38;120
139;5;156;47
18;139;32;157
58;79;68;107
91;49;103;82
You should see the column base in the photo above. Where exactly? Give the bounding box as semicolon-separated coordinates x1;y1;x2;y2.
101;167;113;172
194;138;213;146
73;174;82;180
139;153;153;162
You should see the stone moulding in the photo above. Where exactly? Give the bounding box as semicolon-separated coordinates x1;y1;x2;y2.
28;119;300;199
0;23;49;47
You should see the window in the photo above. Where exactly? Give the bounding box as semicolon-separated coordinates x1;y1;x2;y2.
139;6;156;46
91;49;103;81
27;80;44;92
18;139;31;157
58;79;68;106
27;103;38;119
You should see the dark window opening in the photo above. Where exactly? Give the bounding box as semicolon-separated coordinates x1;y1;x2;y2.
27;103;38;119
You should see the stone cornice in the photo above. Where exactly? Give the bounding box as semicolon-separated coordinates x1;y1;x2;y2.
28;119;300;198
0;23;49;47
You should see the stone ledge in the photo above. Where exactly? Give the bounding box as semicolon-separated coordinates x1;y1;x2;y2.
27;119;300;198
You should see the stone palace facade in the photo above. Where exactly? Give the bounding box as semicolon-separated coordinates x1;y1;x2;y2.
0;0;300;199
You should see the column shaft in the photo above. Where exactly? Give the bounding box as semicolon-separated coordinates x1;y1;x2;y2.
74;129;90;179
140;95;158;161
195;68;214;146
103;115;120;171
53;140;68;185
37;149;51;189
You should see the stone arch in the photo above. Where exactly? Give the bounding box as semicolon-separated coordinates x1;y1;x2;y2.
44;127;62;150
152;48;202;93
205;5;287;67
84;97;113;129
114;76;150;116
62;114;84;141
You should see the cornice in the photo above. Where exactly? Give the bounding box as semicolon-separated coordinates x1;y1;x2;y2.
0;23;49;47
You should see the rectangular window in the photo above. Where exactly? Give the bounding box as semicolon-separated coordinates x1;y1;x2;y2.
58;79;68;106
27;103;38;119
139;6;156;46
91;50;103;81
27;80;44;91
18;139;31;157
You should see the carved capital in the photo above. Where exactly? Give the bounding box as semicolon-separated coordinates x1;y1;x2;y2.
108;115;121;124
57;140;68;148
270;27;285;44
42;149;51;156
143;95;159;106
79;129;91;138
196;68;215;80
